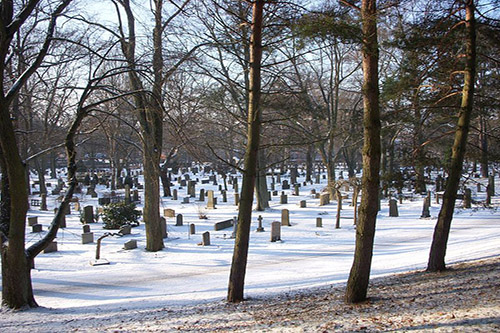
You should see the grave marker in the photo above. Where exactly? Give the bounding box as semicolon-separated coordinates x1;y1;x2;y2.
82;232;94;244
316;217;322;228
281;209;290;226
202;231;210;246
176;214;183;226
270;222;281;242
256;215;265;232
207;190;216;209
83;206;94;223
43;241;58;253
389;199;399;217
123;239;137;250
164;208;175;218
280;192;288;204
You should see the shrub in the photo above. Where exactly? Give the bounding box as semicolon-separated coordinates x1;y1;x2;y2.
101;202;141;229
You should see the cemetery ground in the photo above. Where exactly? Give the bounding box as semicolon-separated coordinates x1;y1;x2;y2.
0;170;499;331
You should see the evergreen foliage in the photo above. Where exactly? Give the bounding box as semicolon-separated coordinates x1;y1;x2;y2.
101;202;141;230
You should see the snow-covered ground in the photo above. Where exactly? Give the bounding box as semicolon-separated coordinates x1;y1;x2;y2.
1;170;499;330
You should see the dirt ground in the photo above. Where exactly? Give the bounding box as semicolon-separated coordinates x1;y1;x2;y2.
1;256;499;332
168;256;500;332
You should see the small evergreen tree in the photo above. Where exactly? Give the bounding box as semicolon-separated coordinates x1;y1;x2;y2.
101;202;141;230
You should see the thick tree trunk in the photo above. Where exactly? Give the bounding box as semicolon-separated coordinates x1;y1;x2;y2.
227;0;263;303
0;147;10;236
428;0;476;272
143;138;164;251
345;0;381;304
0;99;35;308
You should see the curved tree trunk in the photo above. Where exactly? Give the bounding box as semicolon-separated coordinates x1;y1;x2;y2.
345;0;381;304
227;0;263;303
427;0;476;272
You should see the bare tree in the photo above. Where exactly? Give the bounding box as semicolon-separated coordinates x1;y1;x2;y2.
0;0;72;309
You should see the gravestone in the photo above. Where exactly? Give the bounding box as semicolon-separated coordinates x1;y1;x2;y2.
83;224;91;233
299;200;306;208
207;190;216;209
83;206;94;223
277;174;281;183
234;193;240;206
281;209;290;226
270;222;281;242
32;224;43;233
43;241;58;253
176;214;183;226
188;181;196;198
124;239;137;250
198;189;205;201
190;223;196;235
222;190;227;203
421;197;431;218
282;180;290;190
182;197;190;204
294;184;300;196
74;201;81;212
124;184;131;204
280;192;288;204
172;189;178;200
315;174;320;184
389;199;399;217
133;190;139;202
233;181;239;194
272;190;278;196
28;216;38;226
202;231;210;246
158;216;167;238
81;232;94;244
256;215;265;232
320;193;330;206
310;189;316;195
214;219;233;231
119;225;131;235
316;217;322;228
164;208;175;218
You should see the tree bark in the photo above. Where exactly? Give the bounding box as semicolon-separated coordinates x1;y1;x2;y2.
427;0;476;272
345;0;381;304
255;149;269;211
227;0;264;303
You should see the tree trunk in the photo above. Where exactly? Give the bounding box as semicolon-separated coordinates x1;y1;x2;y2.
0;147;10;236
255;149;269;211
306;145;314;182
227;0;263;303
0;99;35;309
427;0;476;272
479;115;488;178
345;0;381;304
143;145;164;251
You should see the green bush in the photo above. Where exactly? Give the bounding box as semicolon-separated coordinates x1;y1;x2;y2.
101;202;141;229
